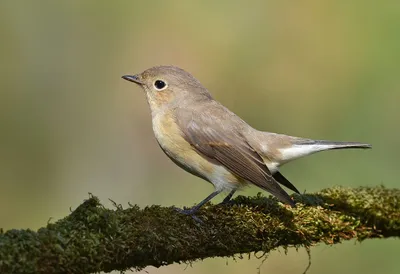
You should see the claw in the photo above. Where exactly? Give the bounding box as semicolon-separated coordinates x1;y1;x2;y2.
219;199;236;206
174;207;204;223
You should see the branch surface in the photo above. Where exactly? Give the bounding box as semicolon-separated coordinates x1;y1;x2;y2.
0;186;399;273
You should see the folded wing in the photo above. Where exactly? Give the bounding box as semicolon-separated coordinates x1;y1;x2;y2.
176;108;295;206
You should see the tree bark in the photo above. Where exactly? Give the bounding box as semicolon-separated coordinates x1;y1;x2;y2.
0;186;399;274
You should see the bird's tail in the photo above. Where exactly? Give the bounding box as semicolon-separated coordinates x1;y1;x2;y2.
303;140;372;150
279;139;371;162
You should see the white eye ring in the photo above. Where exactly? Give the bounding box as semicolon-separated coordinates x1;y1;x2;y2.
154;80;167;90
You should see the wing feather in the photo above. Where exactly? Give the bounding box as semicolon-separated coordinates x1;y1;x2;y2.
176;109;295;206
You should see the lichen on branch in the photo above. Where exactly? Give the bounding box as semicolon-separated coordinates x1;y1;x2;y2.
0;186;399;274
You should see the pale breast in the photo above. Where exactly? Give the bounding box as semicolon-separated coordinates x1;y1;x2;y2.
152;111;195;165
151;111;243;191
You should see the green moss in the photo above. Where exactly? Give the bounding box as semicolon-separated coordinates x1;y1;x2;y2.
0;186;399;273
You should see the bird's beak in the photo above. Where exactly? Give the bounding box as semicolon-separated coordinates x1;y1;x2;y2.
121;74;143;85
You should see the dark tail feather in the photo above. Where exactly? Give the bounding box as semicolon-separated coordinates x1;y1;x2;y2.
273;171;300;194
299;140;372;150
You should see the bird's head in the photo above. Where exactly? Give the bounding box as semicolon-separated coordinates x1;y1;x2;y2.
122;66;212;111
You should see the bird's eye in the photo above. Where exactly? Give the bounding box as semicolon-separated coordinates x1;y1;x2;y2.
154;80;167;90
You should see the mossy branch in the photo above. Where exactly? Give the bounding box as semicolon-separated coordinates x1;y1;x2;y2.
0;186;399;273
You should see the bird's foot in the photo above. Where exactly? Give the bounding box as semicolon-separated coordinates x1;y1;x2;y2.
219;199;236;206
219;200;235;206
174;207;203;223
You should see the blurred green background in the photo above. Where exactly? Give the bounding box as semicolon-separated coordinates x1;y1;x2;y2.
0;1;399;273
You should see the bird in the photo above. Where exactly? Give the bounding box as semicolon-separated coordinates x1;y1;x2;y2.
122;66;371;216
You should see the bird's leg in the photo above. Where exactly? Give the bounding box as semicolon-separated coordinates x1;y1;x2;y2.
176;190;222;217
220;190;236;205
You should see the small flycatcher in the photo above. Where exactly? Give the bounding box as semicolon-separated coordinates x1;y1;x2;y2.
122;66;371;215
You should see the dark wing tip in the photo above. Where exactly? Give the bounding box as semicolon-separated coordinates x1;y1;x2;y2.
273;171;301;194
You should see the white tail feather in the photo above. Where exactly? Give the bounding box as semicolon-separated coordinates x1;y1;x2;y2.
279;141;371;162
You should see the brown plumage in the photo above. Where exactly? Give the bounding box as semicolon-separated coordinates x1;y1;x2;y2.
175;107;295;206
122;66;371;216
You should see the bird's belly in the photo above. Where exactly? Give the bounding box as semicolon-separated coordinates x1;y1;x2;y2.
152;113;243;191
